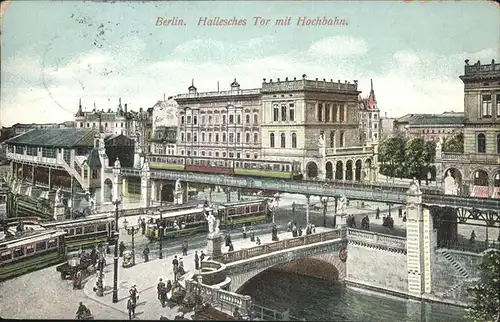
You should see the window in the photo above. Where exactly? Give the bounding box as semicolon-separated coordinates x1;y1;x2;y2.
340;132;345;147
229;133;234;143
36;241;47;251
0;251;12;262
215;115;220;123
187;133;191;142
13;248;24;258
273;104;279;122
254;114;258;123
181;150;185;155
202;116;206;124
223;115;226;124
246;133;250;143
215;134;219;142
194;116;198;125
187;116;192;124
215;152;219;157
289;103;295;121
201;133;205;142
280;133;286;148
325;104;331;122
332;106;338;122
330;131;335;148
209;133;212;142
223;133;227;142
26;146;37;156
254;133;258;144
482;95;492;117
497;133;500;154
246;114;250;124
208;116;212;124
339;106;345;122
254;154;258;159
246;154;250;159
193;134;198;143
237;115;241;124
317;103;323;122
223;152;227;158
270;133;275;148
229;152;234;158
237;153;241;159
181;133;185;142
281;104;287;121
292;133;297;148
237;133;241;143
84;225;95;234
229;115;234;124
42;148;56;158
84;168;89;179
47;239;57;249
477;133;486;153
374;123;378;129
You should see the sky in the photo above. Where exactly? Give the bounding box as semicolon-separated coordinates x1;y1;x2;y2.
1;0;499;127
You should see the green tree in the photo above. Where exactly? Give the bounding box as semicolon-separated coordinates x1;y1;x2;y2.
378;137;406;178
443;133;464;153
404;138;428;180
466;249;500;322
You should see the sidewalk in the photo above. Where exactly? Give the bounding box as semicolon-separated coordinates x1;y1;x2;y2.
83;227;334;320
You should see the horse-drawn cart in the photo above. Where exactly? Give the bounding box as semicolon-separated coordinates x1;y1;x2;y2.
56;253;95;286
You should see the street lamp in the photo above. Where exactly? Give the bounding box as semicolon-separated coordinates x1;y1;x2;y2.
321;197;329;227
126;226;137;266
111;198;121;304
158;211;164;259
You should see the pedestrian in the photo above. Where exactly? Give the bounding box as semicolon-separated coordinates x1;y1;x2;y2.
141;219;146;235
129;284;139;304
143;246;150;262
398;208;403;218
172;255;179;276
242;225;247;239
298;227;303;237
256;237;261;245
182;238;188;256
157;278;166;300
127;297;136;320
200;251;206;262
90;246;97;267
178;257;185;275
194;250;200;270
250;229;255;242
470;230;476;243
375;207;380;219
137;216;142;227
311;224;316;233
228;243;234;252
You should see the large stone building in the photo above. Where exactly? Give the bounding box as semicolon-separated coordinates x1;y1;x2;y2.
259;75;377;181
394;112;464;142
175;80;262;160
74;98;153;153
436;59;500;198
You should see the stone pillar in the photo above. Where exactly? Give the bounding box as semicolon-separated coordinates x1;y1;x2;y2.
319;157;326;180
306;195;310;226
140;166;151;208
207;233;223;259
151;180;157;204
406;180;433;297
344;164;348;181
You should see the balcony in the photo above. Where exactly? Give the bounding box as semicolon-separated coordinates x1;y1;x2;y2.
326;146;372;156
6;152;64;169
441;152;500;164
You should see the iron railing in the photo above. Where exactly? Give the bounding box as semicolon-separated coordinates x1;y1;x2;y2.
439;240;500;254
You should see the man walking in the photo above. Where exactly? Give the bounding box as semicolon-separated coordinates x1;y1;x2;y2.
182;238;188;256
172;255;179;278
127;297;136;320
194;251;200;270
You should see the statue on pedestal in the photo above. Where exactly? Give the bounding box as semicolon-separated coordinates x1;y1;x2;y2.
55;188;63;206
205;211;219;236
318;133;326;158
114;158;121;168
337;195;347;215
444;170;458;195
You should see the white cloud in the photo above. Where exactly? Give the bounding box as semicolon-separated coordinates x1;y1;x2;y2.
1;35;497;126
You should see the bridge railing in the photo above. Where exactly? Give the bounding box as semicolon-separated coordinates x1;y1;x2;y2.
439;240;500;254
346;228;407;250
218;229;342;264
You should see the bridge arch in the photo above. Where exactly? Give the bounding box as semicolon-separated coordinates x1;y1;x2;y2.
228;250;346;293
325;162;333;180
335;161;343;180
103;178;113;202
306;161;318;179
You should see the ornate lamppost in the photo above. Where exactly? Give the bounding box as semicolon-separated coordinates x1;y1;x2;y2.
126;225;137;266
111;198;121;303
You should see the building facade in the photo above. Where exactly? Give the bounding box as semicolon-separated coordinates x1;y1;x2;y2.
406;113;464;142
259;75;378;181
150;126;177;155
436;59;500;198
174;80;262;160
358;80;381;145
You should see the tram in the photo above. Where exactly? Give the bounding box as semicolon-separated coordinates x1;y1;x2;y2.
218;199;272;228
0;229;66;282
40;214;116;252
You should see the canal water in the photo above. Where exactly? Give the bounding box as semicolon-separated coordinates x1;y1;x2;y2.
239;269;467;322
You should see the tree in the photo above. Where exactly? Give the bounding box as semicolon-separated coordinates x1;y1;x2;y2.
443;133;464;153
466;249;500;322
378;137;406;178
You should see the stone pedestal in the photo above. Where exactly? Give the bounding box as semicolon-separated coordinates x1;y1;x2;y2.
206;233;223;259
54;204;65;221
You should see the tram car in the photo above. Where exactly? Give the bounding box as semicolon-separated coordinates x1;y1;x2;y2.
218;199;272;228
147;155;303;180
0;229;66;282
40;214;116;252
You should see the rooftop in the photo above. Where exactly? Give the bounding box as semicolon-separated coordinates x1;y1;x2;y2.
6;128;99;148
408;115;465;126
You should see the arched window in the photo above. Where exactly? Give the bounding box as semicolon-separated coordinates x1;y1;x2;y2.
497;133;500;154
246;114;250;124
222;133;227;142
292;133;297;148
340;132;345;147
246;133;250;143
254;114;258;123
181;132;185;142
273;105;279;122
289;103;295;121
181;116;185;124
317;103;323;122
281;133;286;148
270;133;275;148
254;133;258;144
477;133;486;153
